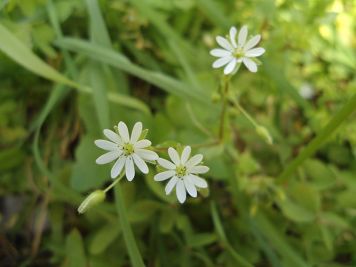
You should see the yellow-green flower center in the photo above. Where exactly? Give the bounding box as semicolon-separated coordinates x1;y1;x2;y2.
176;165;187;177
123;143;134;156
233;48;244;58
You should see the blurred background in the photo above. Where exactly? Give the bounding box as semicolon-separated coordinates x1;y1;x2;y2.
0;0;355;266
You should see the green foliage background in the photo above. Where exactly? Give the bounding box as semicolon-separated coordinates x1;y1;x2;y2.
0;0;355;266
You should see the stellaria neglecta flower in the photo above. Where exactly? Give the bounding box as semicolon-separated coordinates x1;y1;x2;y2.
154;146;209;204
95;121;158;181
210;25;265;74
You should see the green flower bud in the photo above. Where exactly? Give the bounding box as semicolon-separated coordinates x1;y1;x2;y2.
77;190;106;214
255;126;273;145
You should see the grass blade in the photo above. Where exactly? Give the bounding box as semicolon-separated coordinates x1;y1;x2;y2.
56;38;212;105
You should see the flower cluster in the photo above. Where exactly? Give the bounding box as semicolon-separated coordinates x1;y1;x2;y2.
95;121;209;203
210;25;265;74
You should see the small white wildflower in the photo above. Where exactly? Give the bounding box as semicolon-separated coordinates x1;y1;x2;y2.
299;83;315;99
95;121;158;181
154;146;209;204
210;25;265;74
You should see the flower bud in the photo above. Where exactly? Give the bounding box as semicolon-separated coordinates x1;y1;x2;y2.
255;126;273;145
77;190;106;214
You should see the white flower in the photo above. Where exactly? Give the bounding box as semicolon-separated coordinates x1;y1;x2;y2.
299;83;315;99
95;121;158;181
210;25;265;74
154;146;209;204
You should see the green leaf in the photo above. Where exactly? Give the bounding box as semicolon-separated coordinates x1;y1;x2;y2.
278;182;320;223
56;38;211;105
65;229;87;267
128;200;162;223
0;23;149;114
187;233;217;248
303;159;336;190
89;224;120;255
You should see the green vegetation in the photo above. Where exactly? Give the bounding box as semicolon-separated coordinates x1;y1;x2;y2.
0;0;355;266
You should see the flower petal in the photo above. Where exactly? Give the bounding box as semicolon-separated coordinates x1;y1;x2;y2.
212;56;233;69
189;165;209;174
176;179;186;203
133;153;149;174
96;150;122;164
168;147;180;165
157;158;176;170
183;177;197;197
111;156;126;178
154;170;176;181
243;57;257;73
134;139;151;149
130;122;142;143
188;175;208;188
224;58;237;75
210;48;231;58
118;121;130;142
165;176;178;195
125;156;135;181
245;47;265;57
103;129;121;144
244;35;261;51
238;25;248;47
95;139;117;151
185;154;203;168
216;36;233;51
229;26;238;48
180;146;191;165
136;149;159;161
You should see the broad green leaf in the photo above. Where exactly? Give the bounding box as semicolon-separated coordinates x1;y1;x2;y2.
303;159;336;190
65;229;87;267
89;224;120;255
187;233;217;248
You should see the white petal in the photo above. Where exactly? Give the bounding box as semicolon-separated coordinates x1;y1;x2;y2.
136;149;159;161
183;177;197;197
176;179;186;203
95;139;117;151
157;158;176;170
224;58;237;75
180;146;191;165
165;176;178;195
229;26;237;48
154;170;176;181
244;35;261;51
188;175;208;188
125;156;135;181
210;48;231;57
130;122;142;143
243;57;258;73
103;129;121;144
96;150;121;164
134;139;151;149
186;154;203;168
245;47;265;57
133;153;149;174
189;165;209;174
216;36;233;51
212;56;233;68
238;25;248;47
118;121;130;142
168;147;180;165
111;157;126;178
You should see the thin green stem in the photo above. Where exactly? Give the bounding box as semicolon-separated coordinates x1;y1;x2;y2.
277;92;356;184
104;172;125;193
218;76;230;140
114;182;145;267
230;98;259;128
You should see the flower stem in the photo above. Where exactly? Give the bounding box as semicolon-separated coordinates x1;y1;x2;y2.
104;172;125;193
114;181;145;267
218;76;230;140
277;92;356;184
229;98;259;128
